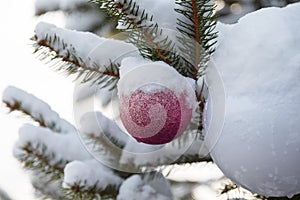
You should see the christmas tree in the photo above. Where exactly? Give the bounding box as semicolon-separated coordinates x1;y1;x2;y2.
2;0;300;199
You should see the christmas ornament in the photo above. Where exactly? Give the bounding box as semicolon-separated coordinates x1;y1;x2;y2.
206;4;300;198
118;57;196;145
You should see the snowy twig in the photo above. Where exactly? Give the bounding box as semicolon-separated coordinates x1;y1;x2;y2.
35;38;120;80
93;0;186;75
2;86;75;133
80;112;128;163
173;154;212;165
63;160;123;199
33;22;120;89
19;142;65;178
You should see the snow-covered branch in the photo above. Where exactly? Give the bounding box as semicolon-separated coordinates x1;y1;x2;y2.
63;160;123;199
30;171;64;200
80;112;128;147
14;124;91;171
3;86;75;133
33;22;122;89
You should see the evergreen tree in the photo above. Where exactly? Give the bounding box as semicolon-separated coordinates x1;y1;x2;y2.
2;0;300;199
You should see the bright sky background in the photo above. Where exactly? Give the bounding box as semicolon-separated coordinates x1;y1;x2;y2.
0;1;73;199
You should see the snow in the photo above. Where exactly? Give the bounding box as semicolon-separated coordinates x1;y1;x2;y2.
2;86;75;133
86;38;138;71
35;22;105;62
167;162;224;182
117;174;172;200
79;112;128;146
118;57;196;109
74;82;114;106
119;134;197;168
30;171;63;199
209;3;300;197
14;124;91;164
63;159;123;190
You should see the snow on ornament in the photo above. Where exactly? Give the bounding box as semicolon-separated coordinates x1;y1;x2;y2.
117;57;196;145
206;3;300;198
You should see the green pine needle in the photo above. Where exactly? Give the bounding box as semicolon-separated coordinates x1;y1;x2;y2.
175;0;218;80
91;0;189;76
33;35;120;91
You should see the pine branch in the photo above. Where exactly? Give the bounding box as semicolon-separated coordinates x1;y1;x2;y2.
175;0;217;80
172;154;212;165
80;112;129;169
4;100;47;127
64;182;119;200
2;86;75;133
16;139;67;199
19;142;65;180
220;183;238;195
84;133;124;168
30;172;64;200
14;124;95;199
63;160;124;200
33;34;120;90
91;0;190;76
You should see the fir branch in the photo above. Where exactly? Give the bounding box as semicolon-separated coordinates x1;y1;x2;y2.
2;86;75;133
84;133;137;176
31;177;64;200
92;0;189;76
220;183;238;195
33;34;120;90
18;142;65;180
85;132;123;161
172;154;212;165
63;182;119;200
4;100;47;128
183;80;209;140
175;0;217;80
16;142;68;199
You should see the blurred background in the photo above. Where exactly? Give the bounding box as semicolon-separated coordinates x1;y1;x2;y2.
0;0;298;199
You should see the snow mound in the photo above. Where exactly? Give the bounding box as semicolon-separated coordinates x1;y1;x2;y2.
63;160;123;190
210;3;300;198
14;124;90;164
35;22;105;61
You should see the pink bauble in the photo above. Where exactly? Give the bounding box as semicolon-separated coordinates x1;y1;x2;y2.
120;84;193;145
